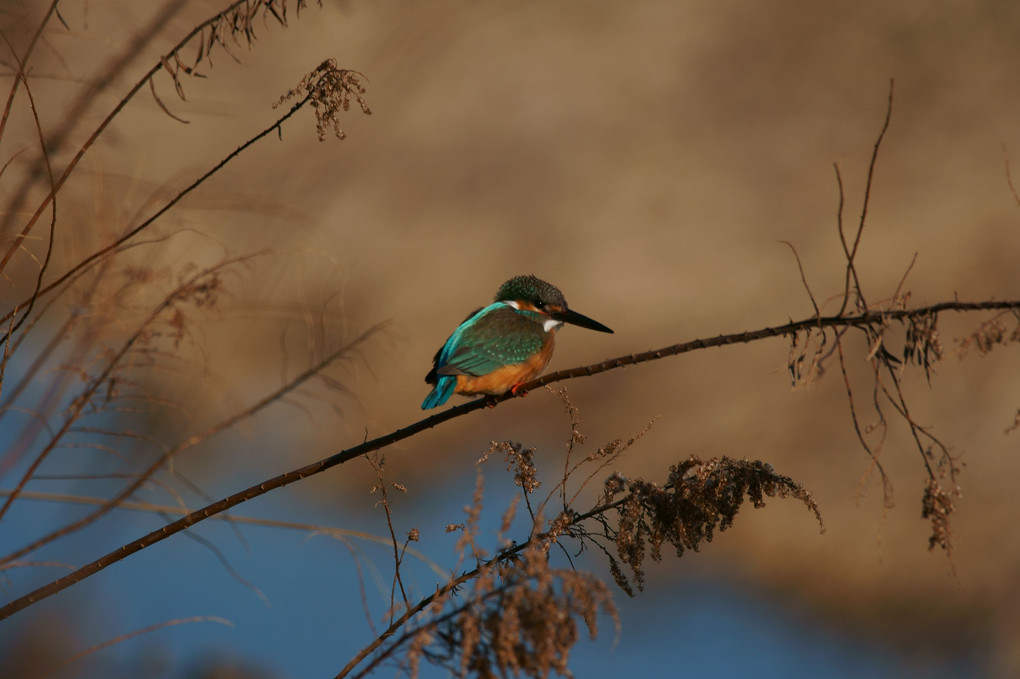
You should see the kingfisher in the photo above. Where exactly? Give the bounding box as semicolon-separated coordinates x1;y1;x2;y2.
421;274;614;409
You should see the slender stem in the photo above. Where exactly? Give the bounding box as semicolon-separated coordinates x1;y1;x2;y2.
1;92;313;331
0;0;190;276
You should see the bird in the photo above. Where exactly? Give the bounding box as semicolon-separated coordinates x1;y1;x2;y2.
422;274;613;409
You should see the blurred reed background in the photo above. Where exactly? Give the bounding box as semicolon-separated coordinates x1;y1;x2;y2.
1;0;1019;676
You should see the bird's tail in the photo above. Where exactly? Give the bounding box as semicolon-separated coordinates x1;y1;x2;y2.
421;375;457;409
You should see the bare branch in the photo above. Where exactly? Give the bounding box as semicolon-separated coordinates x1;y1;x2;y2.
2;297;1014;621
779;240;821;317
837;78;894;316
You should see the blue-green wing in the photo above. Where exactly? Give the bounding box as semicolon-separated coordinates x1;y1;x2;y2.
437;305;544;377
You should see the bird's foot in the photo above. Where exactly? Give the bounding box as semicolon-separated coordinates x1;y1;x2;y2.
510;384;529;398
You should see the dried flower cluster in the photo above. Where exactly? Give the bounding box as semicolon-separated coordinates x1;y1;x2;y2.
363;461;618;679
483;440;541;494
342;410;830;679
275;59;372;140
903;310;942;380
419;546;616;679
920;447;963;557
601;456;824;594
383;435;825;677
787;327;831;388
921;477;958;554
957;314;1020;356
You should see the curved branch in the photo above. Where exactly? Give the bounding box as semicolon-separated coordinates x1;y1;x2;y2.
1;298;1017;620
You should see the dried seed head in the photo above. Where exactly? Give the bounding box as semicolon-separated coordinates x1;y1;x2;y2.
275;58;372;141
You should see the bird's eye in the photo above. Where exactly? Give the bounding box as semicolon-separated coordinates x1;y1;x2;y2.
534;300;545;309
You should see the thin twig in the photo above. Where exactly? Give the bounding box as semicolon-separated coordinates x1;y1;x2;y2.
1003;144;1020;207
0;0;190;276
43;616;234;677
838;78;895;316
0;305;15;403
365;454;412;616
0;489;444;576
0;0;60;143
0;1;324;274
0;255;263;524
853;79;896;268
841;338;893;508
0;312;386;565
1;91;315;332
779;240;820;317
891;252;919;304
9;60;59;350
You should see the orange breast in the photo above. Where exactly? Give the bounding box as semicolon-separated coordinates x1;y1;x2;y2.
454;336;555;396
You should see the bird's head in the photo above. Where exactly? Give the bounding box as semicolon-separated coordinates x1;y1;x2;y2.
495;275;613;334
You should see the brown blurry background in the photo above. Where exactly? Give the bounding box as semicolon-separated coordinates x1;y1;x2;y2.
4;0;1020;675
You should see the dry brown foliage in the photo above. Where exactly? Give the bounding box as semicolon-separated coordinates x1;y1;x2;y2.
603;457;823;595
1;3;1019;677
394;467;617;679
957;313;1020;357
0;2;377;668
275;59;372;141
338;399;823;678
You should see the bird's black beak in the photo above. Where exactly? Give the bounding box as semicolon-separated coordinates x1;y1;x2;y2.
553;307;614;333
